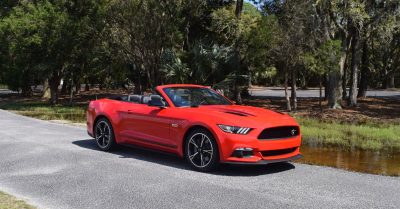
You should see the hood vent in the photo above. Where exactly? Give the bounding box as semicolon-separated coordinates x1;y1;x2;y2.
223;111;253;117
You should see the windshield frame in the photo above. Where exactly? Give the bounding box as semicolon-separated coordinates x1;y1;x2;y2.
162;87;233;107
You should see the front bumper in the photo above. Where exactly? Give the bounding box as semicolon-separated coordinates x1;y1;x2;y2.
217;132;302;164
224;154;303;165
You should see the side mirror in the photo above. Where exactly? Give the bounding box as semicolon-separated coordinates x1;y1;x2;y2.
148;95;166;109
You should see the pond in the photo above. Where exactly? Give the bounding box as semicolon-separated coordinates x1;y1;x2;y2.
298;145;400;176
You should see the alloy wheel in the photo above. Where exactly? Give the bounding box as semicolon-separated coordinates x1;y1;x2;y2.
187;133;214;168
95;121;111;149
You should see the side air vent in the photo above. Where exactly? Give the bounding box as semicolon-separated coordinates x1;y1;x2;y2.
258;126;299;140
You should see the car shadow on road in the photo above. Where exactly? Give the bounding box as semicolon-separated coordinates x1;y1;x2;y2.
73;139;296;177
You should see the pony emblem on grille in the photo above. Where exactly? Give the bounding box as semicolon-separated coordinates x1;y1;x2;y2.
291;129;297;136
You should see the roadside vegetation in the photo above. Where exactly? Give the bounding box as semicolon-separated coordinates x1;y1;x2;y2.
298;117;400;151
0;101;86;123
0;191;35;209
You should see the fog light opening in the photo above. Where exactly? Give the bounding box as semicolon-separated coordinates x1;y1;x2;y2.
232;148;254;158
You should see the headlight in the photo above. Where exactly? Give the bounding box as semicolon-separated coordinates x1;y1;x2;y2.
217;124;252;135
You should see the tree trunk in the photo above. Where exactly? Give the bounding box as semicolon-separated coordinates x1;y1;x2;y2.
290;69;297;110
184;21;190;51
85;83;90;91
326;36;347;109
358;42;369;98
327;71;342;109
233;73;242;105
21;86;32;97
326;56;344;109
233;0;243;103
75;82;81;93
342;58;348;100
319;77;323;112
324;75;329;100
248;68;252;87
42;79;51;99
284;68;291;111
389;71;395;88
382;57;389;89
69;72;74;105
235;89;242;104
134;79;142;94
60;80;68;95
342;35;352;100
145;68;153;90
348;33;360;106
300;74;306;89
235;0;244;18
49;73;61;105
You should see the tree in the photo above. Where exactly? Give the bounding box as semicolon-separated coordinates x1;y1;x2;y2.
189;41;232;85
263;0;315;111
0;0;59;96
0;0;109;104
107;0;184;92
304;40;342;111
161;49;190;84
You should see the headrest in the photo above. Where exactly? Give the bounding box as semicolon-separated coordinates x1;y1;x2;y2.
141;96;152;104
173;94;182;106
128;95;142;103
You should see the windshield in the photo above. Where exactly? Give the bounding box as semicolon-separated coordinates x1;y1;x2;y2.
163;87;232;107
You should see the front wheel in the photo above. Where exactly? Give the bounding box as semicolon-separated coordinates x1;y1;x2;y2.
94;118;117;151
184;128;219;172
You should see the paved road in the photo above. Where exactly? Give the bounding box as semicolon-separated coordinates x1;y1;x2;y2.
0;110;399;209
250;87;400;99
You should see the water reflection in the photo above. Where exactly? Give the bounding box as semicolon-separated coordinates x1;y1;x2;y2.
298;145;400;176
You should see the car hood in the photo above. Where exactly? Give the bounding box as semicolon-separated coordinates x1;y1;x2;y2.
179;105;298;128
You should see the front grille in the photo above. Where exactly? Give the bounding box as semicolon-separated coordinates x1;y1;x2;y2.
261;147;298;157
258;126;299;140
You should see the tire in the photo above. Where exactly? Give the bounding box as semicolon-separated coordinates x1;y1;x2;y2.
94;118;117;151
184;128;219;172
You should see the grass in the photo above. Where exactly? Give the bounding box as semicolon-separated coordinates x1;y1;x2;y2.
0;102;87;123
298;117;400;151
0;191;35;209
1;100;399;152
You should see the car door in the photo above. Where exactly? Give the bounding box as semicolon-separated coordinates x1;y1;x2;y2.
120;103;177;149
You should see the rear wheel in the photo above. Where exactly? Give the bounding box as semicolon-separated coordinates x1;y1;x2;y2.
94;118;116;151
184;128;219;172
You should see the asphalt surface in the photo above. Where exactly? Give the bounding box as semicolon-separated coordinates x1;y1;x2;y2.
250;87;400;99
0;110;399;209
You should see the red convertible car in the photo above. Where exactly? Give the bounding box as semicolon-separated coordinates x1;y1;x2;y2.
87;84;302;171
